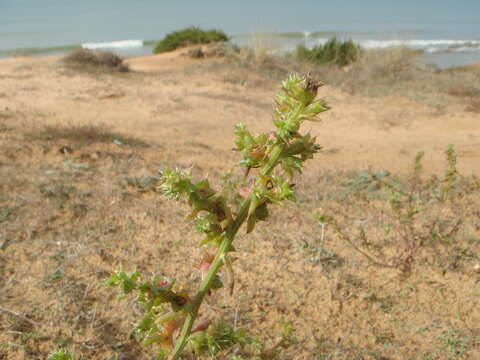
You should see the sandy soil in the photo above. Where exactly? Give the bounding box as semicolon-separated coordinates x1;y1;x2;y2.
0;51;479;359
1;53;478;177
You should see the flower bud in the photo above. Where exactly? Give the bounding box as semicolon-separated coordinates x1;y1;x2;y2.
239;186;252;198
192;320;211;333
157;280;169;288
198;252;216;280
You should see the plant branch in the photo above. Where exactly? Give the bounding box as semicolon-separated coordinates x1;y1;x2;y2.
0;306;38;327
108;74;328;359
168;145;284;360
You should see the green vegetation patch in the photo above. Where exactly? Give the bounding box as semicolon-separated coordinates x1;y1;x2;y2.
153;26;229;54
295;37;361;67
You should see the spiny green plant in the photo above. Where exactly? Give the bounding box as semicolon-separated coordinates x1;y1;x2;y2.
188;319;252;357
107;74;329;359
438;328;470;358
188;318;295;360
154;26;230;54
47;349;91;360
295;37;361;67
47;349;75;360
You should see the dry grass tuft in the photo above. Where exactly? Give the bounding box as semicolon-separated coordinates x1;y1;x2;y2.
231;33;282;69
466;98;480;113
442;68;480;112
62;49;129;73
184;42;239;59
224;46;428;97
364;47;422;81
28;124;148;148
446;82;480;98
312;47;422;94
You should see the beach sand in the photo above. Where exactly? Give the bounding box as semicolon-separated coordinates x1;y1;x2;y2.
1;51;479;359
1;52;478;176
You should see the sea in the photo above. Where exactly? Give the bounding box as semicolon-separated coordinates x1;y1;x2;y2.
1;0;479;69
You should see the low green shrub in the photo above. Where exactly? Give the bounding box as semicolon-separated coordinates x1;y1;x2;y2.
316;145;479;271
295;37;361;67
154;26;230;54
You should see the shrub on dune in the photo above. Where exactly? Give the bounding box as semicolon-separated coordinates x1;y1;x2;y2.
153;26;230;54
62;48;129;72
295;36;361;67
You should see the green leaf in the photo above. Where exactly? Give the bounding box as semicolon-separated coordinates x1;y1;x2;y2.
47;350;74;360
255;203;269;221
211;275;223;290
246;213;256;233
160;168;195;200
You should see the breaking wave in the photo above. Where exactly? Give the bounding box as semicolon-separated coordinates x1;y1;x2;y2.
81;40;144;50
311;38;480;53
